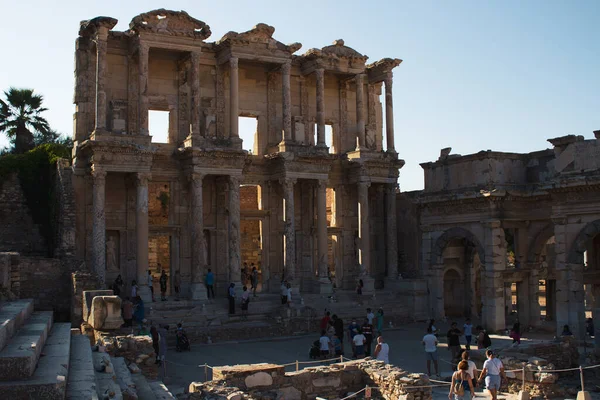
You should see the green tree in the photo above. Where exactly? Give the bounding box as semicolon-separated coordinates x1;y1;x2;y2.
0;88;50;154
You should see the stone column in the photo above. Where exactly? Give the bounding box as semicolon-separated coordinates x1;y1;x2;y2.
281;178;296;282
482;221;507;332
229;57;239;139
138;43;149;135
355;74;366;150
384;73;396;153
592;285;600;350
282;61;292;143
189;172;207;300
316;180;331;293
94;27;110;132
568;264;586;339
357;181;374;292
429;266;445;320
553;218;570;336
315;68;326;147
91;167;106;285
385;184;399;283
136;172;152;302
517;278;531;327
228;175;242;286
528;267;541;327
190;52;201;137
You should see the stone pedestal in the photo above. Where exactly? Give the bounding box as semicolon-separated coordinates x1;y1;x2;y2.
88;295;124;330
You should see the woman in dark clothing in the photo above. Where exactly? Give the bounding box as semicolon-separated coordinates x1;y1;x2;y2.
112;275;123;297
150;324;160;364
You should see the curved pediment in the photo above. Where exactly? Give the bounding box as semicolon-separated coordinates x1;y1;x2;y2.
217;23;302;54
129;9;211;40
304;39;368;61
79;16;118;37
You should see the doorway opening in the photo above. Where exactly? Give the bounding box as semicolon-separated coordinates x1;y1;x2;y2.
149;234;171;296
240;184;263;291
149;110;170;143
443;269;463;317
239;116;258;154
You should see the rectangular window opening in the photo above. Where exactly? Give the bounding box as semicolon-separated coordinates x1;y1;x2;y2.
239;116;258;154
325;124;334;154
380;91;387;151
149;110;170;143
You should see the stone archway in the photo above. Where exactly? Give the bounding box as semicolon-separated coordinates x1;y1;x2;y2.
432;227;486;267
567;220;600;265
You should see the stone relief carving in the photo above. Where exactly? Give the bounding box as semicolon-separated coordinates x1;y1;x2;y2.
129;9;211;39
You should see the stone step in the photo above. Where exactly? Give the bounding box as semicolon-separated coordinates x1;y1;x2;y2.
93;351;123;400
148;381;175;399
0;311;53;381
130;373;157;400
111;356;138;399
0;322;71;399
67;333;99;400
0;299;34;352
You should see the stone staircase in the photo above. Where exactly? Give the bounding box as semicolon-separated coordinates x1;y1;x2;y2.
0;299;175;399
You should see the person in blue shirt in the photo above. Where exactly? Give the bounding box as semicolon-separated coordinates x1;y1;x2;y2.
205;268;215;299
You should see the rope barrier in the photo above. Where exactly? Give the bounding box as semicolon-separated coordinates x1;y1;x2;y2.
339;386;367;400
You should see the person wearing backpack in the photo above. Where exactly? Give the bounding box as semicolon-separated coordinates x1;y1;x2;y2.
449;360;475;399
476;325;492;349
477;350;505;400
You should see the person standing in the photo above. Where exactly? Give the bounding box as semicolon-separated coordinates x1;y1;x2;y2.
112;275;123;297
510;322;521;346
205;268;215;299
122;297;133;327
447;322;463;362
366;308;375;325
477;350;505;400
228;283;236;314
333;315;345;355
157;324;169;367
373;336;389;364
463;318;473;350
173;270;181;301
319;330;331;358
280;280;288;305
348;320;360;357
320;311;331;332
159;269;168;301
331;333;342;356
450;360;475;400
422;327;440;378
476;326;492;349
241;286;250;320
147;270;155;302
133;296;145;332
131;280;138;298
286;282;292;307
361;318;374;357
150;323;160;364
251;267;259;297
376;308;384;337
459;351;478;382
352;328;366;359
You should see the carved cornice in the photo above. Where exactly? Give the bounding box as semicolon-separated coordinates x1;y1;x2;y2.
79;16;118;38
366;58;402;83
215;23;301;54
128;9;211;40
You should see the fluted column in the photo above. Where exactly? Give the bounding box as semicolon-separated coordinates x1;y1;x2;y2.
355;74;366;150
189;172;207;300
528;268;541;327
282;61;292;142
94;27;109;132
315;68;326;147
384;73;396;153
357;181;371;275
138;43;149;135
190;52;201;137
385;184;399;282
91;167;106;285
316;180;331;293
281;178;296;281
229;57;239;139
228;175;242;285
136;172;151;302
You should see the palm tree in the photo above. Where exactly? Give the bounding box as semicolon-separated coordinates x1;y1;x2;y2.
0;88;50;154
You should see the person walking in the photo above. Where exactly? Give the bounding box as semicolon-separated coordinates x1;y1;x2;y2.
157;324;169;368
463;318;473;350
510;322;521;346
331;333;342;356
132;296;145;332
459;351;478;382
159;269;168;301
352;328;366;359
477;350;505;400
320;311;331;332
450;360;475;400
361;318;374;356
150;323;160;364
131;280;138;298
251;267;259;297
241;286;250;320
173;270;181;301
422;327;440;378
348;320;360;357
447;322;463;362
366;308;375;325
228;283;236;314
376;308;384;337
319;330;331;358
148;270;155;302
286;282;292;307
333;315;345;355
205;268;215;299
280;280;288;305
373;336;389;364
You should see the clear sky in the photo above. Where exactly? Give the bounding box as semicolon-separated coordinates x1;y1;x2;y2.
1;0;598;191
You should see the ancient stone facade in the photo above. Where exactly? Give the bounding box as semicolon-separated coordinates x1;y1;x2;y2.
401;132;600;336
72;9;404;301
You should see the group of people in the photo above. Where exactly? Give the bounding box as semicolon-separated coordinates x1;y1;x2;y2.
311;308;388;362
448;350;506;400
112;267;178;303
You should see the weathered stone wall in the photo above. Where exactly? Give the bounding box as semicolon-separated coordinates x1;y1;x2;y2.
54;159;76;257
190;359;432;400
0;252;19;300
72;271;103;327
0;173;47;255
396;192;420;279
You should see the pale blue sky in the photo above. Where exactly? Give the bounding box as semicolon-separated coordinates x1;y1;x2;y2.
1;1;598;190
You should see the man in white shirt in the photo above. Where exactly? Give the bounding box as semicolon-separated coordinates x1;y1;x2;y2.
352;329;367;359
422;327;439;378
460;351;478;380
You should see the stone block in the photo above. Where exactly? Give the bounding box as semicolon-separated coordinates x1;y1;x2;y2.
88;296;124;330
83;290;113;321
245;371;273;388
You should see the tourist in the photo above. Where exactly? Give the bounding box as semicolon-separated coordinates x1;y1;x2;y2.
131;280;138;298
331;333;343;356
353;328;366;359
228;283;236;314
159;269;168;301
133;296;145;332
477;350;505;400
361;317;374;356
148;270;155;302
241;286;250;320
280;280;288;305
173;270;181;301
326;320;336;339
348;320;360;357
373;336;389;364
476;326;492;349
561;324;573;336
463;318;473;350
175;323;191;352
447;322;462;362
320;311;331;332
509;322;521;345
251;267;258;297
356;279;364;296
376;308;384;337
205;268;215;299
333;315;345;354
286;282;292;307
450;360;475;400
242;262;249;285
319;330;331;358
428;319;438;337
586;318;595;337
122;296;133;327
422;327;439;378
366;308;375;325
112;275;123;297
150;323;160;364
459;351;478;382
158;324;169;367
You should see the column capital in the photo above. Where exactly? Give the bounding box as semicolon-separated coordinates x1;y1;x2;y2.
279;177;297;188
230;57;239;69
315;68;325;79
316;179;328;190
386;183;398;193
188;171;205;183
357;180;371;189
355;73;366;84
281;60;292;74
191;51;201;64
229;174;241;186
135;172;151;187
137;41;150;55
384;71;393;87
551;215;568;225
91;166;106;181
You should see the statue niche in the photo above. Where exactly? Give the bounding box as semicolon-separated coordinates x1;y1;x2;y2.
106;231;120;272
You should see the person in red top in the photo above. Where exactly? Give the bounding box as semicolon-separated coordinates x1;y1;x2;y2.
320;311;331;331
